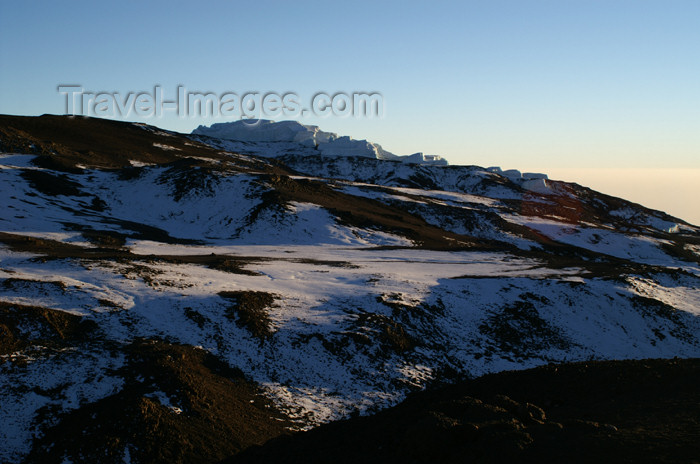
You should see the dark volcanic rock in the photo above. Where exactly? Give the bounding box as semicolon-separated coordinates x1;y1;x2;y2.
228;358;700;464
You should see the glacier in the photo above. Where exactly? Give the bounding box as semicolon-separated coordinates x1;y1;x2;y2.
193;119;448;165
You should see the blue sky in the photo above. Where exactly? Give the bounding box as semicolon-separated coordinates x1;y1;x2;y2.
1;0;699;222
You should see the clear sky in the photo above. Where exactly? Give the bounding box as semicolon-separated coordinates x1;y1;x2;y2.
1;0;698;224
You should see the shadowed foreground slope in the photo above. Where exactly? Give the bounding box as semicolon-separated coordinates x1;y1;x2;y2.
229;358;700;464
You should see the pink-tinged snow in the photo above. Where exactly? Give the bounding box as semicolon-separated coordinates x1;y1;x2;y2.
339;183;502;208
503;214;690;268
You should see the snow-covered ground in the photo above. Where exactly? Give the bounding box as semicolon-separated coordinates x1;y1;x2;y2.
1;142;700;462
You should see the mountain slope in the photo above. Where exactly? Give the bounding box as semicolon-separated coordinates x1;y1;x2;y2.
1;115;699;463
230;358;700;464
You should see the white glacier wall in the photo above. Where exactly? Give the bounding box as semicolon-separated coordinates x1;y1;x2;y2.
192;120;448;165
523;172;548;180
193;119;336;147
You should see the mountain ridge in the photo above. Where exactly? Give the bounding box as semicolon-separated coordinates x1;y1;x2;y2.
1;114;699;463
